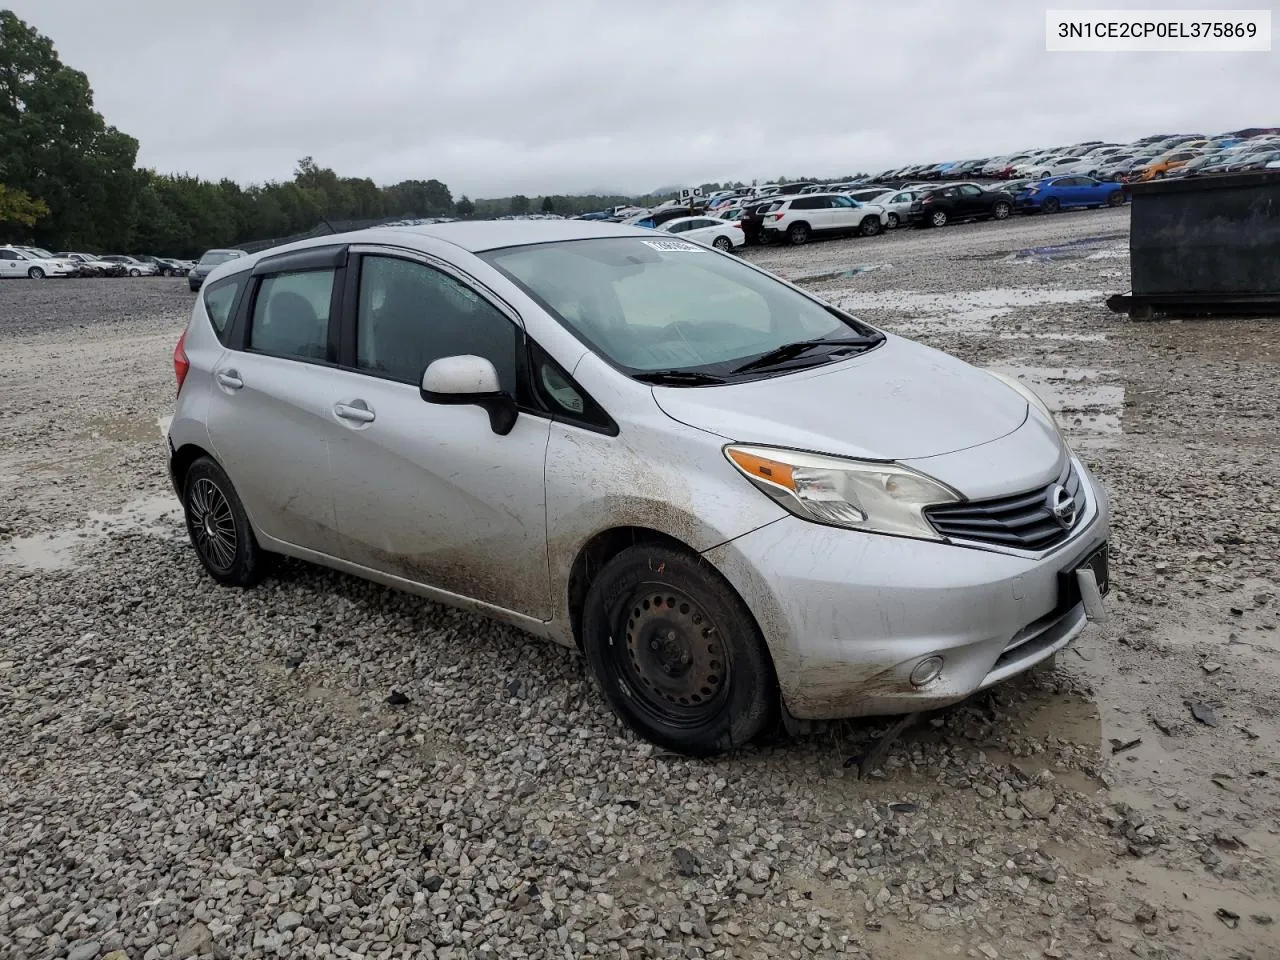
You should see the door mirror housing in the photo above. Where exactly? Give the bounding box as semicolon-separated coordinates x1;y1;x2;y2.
420;355;518;436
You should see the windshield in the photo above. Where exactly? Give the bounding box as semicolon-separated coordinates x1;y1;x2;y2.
483;237;876;376
199;251;240;266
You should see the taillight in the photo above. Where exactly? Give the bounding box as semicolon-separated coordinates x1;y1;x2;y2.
921;195;934;204
732;221;741;227
772;212;785;220
173;331;190;395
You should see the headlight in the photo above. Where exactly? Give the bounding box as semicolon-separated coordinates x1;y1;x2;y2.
725;445;960;540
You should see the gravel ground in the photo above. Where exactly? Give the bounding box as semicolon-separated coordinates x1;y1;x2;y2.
1;214;1278;960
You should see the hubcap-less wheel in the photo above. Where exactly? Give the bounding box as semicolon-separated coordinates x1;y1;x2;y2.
620;588;729;727
993;202;1010;220
188;477;238;573
713;236;732;251
930;210;948;227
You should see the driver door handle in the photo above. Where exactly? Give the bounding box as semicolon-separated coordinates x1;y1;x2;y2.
334;400;376;424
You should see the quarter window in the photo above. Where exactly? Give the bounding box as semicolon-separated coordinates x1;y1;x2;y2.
203;275;245;342
248;269;334;361
958;185;983;197
354;256;519;392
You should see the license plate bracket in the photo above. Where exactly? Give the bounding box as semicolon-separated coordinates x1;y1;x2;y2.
1058;543;1110;610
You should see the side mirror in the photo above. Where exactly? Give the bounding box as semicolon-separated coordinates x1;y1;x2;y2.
420;355;518;436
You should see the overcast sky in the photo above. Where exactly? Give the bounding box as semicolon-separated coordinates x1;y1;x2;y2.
8;0;1277;197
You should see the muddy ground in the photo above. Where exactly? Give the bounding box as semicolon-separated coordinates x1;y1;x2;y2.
1;210;1277;960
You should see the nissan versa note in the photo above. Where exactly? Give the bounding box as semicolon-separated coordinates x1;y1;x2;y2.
167;221;1110;755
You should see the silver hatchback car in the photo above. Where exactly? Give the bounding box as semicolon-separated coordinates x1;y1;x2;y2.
167;221;1110;755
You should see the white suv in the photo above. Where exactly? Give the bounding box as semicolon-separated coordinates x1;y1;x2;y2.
761;193;889;245
0;246;79;279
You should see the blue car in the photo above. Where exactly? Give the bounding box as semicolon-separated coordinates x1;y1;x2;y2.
1015;176;1127;214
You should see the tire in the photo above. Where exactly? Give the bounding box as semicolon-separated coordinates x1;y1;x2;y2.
887;212;899;228
161;268;174;277
859;216;881;237
189;281;200;292
712;235;732;251
1107;191;1124;207
929;209;948;228
129;268;141;277
581;544;778;756
786;222;810;245
992;201;1011;220
27;267;45;279
182;456;265;588
1041;197;1060;214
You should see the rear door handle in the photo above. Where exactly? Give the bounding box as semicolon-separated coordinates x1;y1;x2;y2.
334;400;376;424
215;369;243;390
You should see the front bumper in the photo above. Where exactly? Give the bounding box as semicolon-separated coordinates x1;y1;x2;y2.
703;458;1110;720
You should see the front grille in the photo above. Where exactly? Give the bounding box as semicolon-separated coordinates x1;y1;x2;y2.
925;460;1086;551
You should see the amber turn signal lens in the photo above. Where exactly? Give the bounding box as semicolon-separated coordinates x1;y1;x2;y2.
727;449;795;491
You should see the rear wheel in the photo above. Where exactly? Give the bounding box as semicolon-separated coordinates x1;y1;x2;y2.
712;235;733;251
929;209;948;228
787;222;810;245
161;267;174;277
1107;190;1124;207
887;212;899;228
1041;197;1061;214
27;267;45;279
182;457;264;588
129;268;141;277
992;201;1011;220
582;544;778;756
859;216;881;237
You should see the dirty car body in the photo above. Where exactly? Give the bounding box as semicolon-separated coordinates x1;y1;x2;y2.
167;220;1109;754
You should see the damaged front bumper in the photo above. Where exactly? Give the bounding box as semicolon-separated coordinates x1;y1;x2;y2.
703;460;1111;720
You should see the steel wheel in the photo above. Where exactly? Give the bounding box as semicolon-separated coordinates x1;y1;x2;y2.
616;587;731;728
188;477;238;573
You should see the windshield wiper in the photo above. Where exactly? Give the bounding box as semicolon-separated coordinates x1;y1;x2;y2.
731;335;883;374
631;369;727;386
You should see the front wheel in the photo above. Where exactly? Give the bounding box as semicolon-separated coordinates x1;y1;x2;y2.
582;545;778;756
712;235;733;251
787;222;810;245
27;267;45;279
1107;191;1124;207
182;457;265;587
929;209;948;227
992;201;1011;220
859;216;881;237
161;268;174;277
129;268;141;277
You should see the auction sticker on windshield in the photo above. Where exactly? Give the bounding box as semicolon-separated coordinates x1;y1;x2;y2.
641;239;705;253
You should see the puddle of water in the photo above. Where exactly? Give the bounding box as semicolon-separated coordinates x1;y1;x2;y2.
986;364;1125;435
0;494;183;572
1006;233;1128;264
997;331;1109;343
834;288;1104;336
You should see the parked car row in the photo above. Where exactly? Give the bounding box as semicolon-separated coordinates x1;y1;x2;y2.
0;245;195;279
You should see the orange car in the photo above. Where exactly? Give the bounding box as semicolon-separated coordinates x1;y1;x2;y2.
1136;149;1204;181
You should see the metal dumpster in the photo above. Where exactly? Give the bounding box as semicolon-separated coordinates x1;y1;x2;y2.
1106;171;1280;319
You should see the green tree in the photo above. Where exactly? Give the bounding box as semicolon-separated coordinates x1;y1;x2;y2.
0;10;141;248
540;195;554;213
454;195;474;218
510;194;530;215
0;182;48;229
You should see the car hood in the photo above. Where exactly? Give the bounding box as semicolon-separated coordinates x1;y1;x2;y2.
651;335;1028;461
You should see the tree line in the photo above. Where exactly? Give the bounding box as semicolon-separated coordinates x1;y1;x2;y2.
1;10;850;259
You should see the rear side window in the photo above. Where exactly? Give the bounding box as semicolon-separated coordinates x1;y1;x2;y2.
248;269;335;361
202;275;245;343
